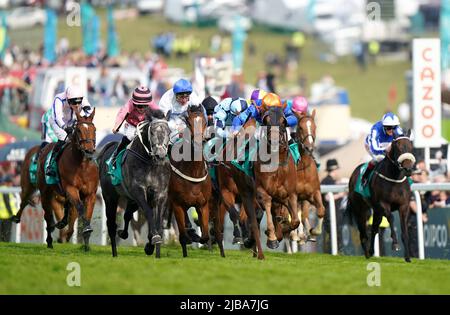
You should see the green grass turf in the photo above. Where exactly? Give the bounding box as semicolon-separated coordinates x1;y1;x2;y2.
9;12;410;123
0;242;448;294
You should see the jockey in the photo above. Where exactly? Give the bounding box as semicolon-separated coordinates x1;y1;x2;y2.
214;97;249;138
202;96;218;140
232;93;298;136
361;112;403;186
45;86;93;177
249;88;267;106
110;86;154;168
291;96;309;115
158;78;201;145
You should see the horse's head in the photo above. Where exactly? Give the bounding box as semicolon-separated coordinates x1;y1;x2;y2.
387;130;416;176
295;110;316;154
146;110;170;159
185;104;207;146
73;108;96;159
262;106;287;150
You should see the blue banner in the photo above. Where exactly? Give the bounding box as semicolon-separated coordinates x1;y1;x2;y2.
441;0;450;70
43;8;57;63
81;2;99;56
232;15;246;73
0;11;9;60
107;5;119;58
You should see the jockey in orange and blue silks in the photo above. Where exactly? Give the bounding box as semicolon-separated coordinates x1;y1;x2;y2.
361;112;403;186
231;94;298;135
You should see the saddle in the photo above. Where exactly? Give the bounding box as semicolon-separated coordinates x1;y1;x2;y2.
106;149;128;186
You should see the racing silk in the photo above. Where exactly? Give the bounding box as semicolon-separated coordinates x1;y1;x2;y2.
48;92;93;141
159;88;201;143
41;109;58;143
213;98;235;138
365;120;403;156
232;101;298;133
113;99;157;130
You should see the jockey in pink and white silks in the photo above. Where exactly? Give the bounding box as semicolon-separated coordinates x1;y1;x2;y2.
361;112;403;186
110;86;155;168
158;79;201;145
44;86;93;177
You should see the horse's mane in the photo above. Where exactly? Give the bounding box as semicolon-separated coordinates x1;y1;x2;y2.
145;108;166;121
188;104;204;113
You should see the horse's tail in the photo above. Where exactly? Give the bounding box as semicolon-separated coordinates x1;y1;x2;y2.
344;197;354;226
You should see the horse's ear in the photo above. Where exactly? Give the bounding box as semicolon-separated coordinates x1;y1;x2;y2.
406;129;411;137
311;109;316;119
89;107;96;120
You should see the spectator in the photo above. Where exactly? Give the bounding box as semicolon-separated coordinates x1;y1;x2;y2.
0;175;18;242
95;67;113;107
321;159;346;254
429;150;448;179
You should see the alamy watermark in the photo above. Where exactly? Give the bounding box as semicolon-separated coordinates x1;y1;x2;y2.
66;262;81;287
366;2;381;21
366;262;381;287
66;2;81;27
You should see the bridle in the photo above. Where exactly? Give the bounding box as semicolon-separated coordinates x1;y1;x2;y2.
73;121;96;158
385;136;416;173
136;119;170;157
296;115;315;154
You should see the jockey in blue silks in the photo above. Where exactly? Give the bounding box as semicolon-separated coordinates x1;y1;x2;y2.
214;97;249;138
361;112;403;186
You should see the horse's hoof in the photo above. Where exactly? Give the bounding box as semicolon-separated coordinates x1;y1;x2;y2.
151;235;162;245
187;229;201;243
57;238;63;244
82;226;93;235
83;245;90;252
47;244;53;249
405;257;411;263
55;220;67;230
310;228;322;236
298;239;306;246
266;239;279;249
11;215;20;224
145;242;155;256
117;230;129;240
199;237;209;245
392;243;400;251
307;235;317;242
232;237;243;245
244;238;255;249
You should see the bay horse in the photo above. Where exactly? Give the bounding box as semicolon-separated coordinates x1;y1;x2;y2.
210;118;264;259
36;109;98;250
254;106;299;249
97;109;170;258
347;131;416;262
294;110;325;242
168;104;211;258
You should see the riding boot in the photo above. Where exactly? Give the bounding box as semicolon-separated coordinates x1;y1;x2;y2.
35;142;48;161
111;136;131;169
45;140;65;177
362;161;376;187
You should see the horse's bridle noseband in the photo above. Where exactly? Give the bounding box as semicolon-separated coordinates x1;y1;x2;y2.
386;137;416;173
73;121;96;156
297;115;315;154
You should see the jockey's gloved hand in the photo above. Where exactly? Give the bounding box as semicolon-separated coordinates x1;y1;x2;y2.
65;126;74;135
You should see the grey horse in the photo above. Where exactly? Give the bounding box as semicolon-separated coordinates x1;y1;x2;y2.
97;109;171;258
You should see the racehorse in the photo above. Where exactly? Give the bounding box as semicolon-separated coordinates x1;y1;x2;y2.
36;109;98;250
347;131;416;262
294;110;325;242
254;106;299;249
210;118;264;259
168;104;212;258
97;109;170;258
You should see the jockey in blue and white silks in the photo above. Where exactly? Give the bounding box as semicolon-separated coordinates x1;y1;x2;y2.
213;97;249;138
361;112;403;185
231;99;298;137
158;79;201;145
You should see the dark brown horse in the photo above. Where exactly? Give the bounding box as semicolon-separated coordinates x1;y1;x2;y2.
255;106;299;249
347;132;415;262
211;118;264;259
36;109;98;250
168;104;211;257
294;110;325;242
